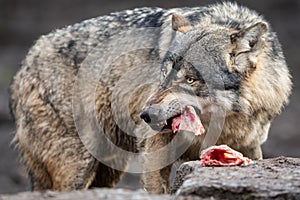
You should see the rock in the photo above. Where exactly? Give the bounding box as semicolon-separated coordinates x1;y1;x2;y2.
0;188;204;200
172;157;300;199
1;157;300;199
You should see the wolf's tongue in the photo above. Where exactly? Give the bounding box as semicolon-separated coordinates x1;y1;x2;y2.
171;105;205;136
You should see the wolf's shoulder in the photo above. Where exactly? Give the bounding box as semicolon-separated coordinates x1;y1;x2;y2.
175;2;266;30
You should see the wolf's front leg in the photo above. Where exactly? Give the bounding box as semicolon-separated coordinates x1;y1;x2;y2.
141;133;175;194
142;165;172;194
240;145;263;160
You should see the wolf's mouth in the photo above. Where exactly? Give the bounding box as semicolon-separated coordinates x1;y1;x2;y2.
162;105;205;136
161;114;181;131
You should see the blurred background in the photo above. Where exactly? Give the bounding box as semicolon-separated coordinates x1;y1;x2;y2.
0;0;299;194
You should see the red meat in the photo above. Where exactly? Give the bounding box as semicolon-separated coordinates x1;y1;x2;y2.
172;105;205;136
200;145;253;166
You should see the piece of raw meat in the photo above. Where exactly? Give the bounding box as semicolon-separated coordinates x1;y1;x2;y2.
172;105;205;136
200;145;253;166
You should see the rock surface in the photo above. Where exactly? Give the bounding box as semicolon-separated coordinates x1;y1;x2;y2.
172;157;300;199
1;157;300;199
0;188;203;200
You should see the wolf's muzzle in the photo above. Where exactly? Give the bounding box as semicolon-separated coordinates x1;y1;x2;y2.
140;102;184;132
140;104;162;124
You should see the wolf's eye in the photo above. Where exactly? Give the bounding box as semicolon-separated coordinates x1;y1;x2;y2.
186;77;195;84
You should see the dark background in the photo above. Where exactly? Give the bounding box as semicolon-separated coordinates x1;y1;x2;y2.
0;0;299;194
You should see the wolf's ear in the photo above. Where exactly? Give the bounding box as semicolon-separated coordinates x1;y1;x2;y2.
230;22;268;72
172;13;193;33
231;22;268;50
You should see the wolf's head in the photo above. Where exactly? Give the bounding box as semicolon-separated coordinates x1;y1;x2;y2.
140;13;269;133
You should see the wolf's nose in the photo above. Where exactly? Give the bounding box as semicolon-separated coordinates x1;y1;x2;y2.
140;110;151;123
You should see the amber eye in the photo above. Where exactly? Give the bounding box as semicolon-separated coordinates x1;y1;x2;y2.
186;77;195;84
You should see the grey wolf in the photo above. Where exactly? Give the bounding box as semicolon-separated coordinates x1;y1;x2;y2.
10;2;291;194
